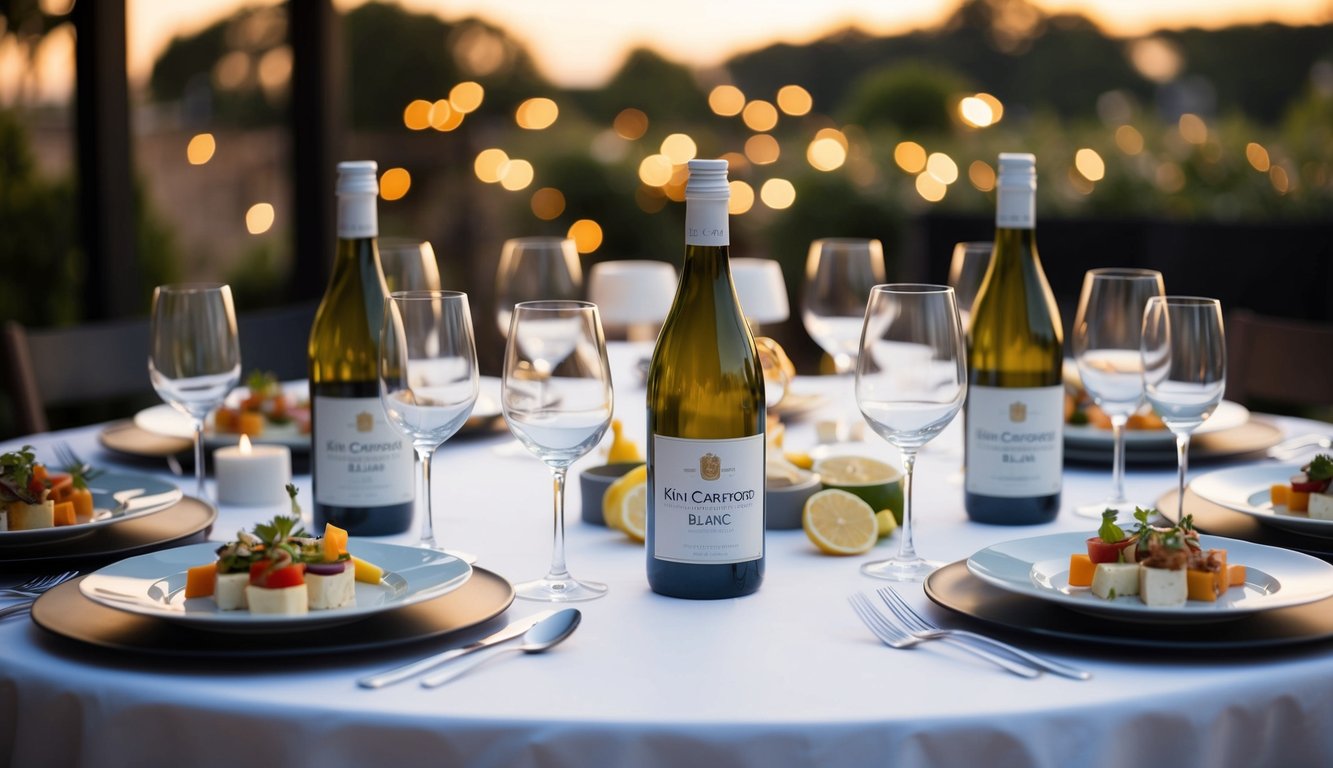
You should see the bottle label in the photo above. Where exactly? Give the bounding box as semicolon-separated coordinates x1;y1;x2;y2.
685;198;729;247
995;187;1035;230
652;434;764;564
313;396;414;506
965;385;1062;497
338;195;378;239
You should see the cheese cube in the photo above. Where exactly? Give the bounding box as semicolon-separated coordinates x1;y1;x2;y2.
1139;566;1187;607
214;572;250;611
1308;492;1333;521
1091;563;1140;599
7;500;54;531
306;568;355;610
244;584;308;615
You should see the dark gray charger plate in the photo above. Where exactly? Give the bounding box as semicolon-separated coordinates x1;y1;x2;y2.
0;496;215;571
1064;420;1283;467
31;567;514;658
924;559;1333;651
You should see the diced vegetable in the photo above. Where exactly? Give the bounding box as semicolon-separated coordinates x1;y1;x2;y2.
185;562;218;598
52;500;75;526
1067;553;1094;587
1228;564;1247;587
249;561;306;589
1289;490;1310;512
1271;484;1290;507
1086;537;1135;564
306;561;347;576
352;556;383;584
322;522;349;562
1186;569;1219;602
238;411;266;437
69;488;93;522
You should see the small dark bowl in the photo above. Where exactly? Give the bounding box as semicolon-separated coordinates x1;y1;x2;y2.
579;462;645;526
766;471;821;530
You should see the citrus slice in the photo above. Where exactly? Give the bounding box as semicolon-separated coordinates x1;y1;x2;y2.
814;455;904;524
614;482;648;543
875;509;898;538
802;489;878;555
602;464;648;535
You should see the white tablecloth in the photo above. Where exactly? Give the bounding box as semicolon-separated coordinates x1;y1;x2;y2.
3;343;1332;768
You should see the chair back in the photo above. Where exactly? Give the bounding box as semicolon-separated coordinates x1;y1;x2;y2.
1226;310;1333;409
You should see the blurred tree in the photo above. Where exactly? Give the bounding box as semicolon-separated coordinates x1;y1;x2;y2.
0;0;68;108
841;61;968;133
586;48;711;126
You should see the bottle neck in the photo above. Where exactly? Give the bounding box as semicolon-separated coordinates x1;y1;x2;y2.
995;183;1035;230
685;195;728;247
338;193;378;240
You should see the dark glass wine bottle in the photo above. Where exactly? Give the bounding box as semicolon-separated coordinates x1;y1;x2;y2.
308;161;415;534
964;153;1064;524
646;158;766;599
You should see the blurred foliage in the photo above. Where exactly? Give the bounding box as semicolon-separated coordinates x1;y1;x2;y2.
841;61;969;133
225;239;289;310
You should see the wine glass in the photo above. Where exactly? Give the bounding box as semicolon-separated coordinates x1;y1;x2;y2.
495;237;582;337
148;283;242;500
1071;268;1165;518
378;238;442;294
502;300;613;601
802;238;886;375
1141;296;1226;524
855;284;967;581
379;290;478;551
947;241;992;334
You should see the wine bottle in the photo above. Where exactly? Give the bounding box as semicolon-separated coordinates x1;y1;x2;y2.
308;160;415;534
964;152;1064;524
646;158;766;599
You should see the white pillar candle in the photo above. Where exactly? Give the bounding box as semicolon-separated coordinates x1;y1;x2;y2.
214;434;292;506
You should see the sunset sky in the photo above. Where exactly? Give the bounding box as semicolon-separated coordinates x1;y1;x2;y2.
5;0;1329;103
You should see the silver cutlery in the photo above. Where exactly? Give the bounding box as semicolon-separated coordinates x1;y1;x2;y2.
1267;434;1333;462
877;587;1092;681
419;608;581;688
0;599;38;620
848;592;1039;679
358;609;557;689
0;570;79;599
53;443;103;481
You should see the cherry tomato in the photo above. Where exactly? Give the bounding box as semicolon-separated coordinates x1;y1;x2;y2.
1086;536;1136;564
249;561;306;589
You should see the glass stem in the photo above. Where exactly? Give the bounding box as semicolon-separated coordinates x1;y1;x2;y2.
1109;413;1129;505
193;419;206;500
547;466;571;580
896;449;918;562
417;446;437;549
1174;432;1191;525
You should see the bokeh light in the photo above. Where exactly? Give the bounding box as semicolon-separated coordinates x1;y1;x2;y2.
1115;124;1145;155
745;134;780;165
709;84;745;117
567;219;603;253
379;167;411;200
1074;148;1106;181
663;165;689;202
499;159;534;191
729;180;755;215
742;100;779;132
1156;162;1186;193
661;133;698;164
958;96;994;128
915;173;947;202
760;178;796;209
614;108;648;140
246;203;275;234
187;133;216;165
1178;113;1208;145
449;81;485;113
475;148;510;183
968;160;996;191
925;152;958;184
1270;165;1290;194
776;85;813;116
531;187;566;220
516;97;559;130
403;99;432;130
636;184;668;214
976;92;1004;123
638;154;673;187
214;51;249;90
806;135;846;171
894;141;927;173
1246;142;1271;172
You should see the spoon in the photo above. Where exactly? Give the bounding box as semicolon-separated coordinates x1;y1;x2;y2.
420;608;581;688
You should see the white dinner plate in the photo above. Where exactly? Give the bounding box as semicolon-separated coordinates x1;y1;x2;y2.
1190;464;1333;537
0;473;183;546
80;540;472;632
1064;400;1250;448
966;531;1333;623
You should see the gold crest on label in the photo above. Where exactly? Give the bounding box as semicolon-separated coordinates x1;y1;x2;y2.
699;452;721;481
356;412;375;432
1008;402;1027;423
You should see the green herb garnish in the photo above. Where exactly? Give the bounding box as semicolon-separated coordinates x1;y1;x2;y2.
1098;509;1125;543
1308;454;1333;482
0;446;40;504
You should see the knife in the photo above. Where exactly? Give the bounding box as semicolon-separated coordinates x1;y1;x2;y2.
357;609;556;689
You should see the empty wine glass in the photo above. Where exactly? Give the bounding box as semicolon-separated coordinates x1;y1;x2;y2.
1072;268;1165;518
947;241;992;334
378;238;442;294
1141;296;1226;524
856;284;967;581
148;283;242;500
503;300;613;601
495;237;583;337
379;290;479;551
802;238;886;375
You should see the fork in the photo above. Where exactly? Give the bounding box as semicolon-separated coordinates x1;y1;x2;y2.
848;592;1039;679
0;570;79;599
53;443;104;481
1267;434;1333;462
877;587;1092;681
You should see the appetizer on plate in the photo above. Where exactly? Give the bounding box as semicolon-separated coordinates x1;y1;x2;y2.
213;371;311;438
1270;454;1333;518
1067;509;1245;606
0;446;97;531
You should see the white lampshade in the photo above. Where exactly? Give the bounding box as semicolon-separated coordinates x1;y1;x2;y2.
588;260;677;329
730;258;790;325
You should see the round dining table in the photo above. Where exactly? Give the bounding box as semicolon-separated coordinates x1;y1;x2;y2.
3;343;1332;768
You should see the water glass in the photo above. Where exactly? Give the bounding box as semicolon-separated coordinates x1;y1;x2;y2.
495;237;583;338
1141;296;1226;524
802;238;886;374
378;238;442;294
503;300;613;601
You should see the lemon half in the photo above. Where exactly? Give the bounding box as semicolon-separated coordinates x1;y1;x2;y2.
814;455;904;524
802;489;878;556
